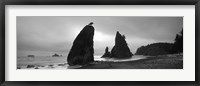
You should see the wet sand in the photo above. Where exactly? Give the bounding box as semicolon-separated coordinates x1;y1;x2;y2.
78;54;183;69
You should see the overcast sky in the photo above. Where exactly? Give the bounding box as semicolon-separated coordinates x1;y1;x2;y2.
17;16;183;56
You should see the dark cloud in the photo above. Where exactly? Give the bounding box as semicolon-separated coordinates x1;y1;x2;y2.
17;16;183;56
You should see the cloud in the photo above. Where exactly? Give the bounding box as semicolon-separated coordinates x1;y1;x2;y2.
17;16;183;56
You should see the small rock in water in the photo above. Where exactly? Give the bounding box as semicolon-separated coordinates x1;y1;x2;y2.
52;53;60;57
58;64;66;66
27;65;35;68
35;67;39;69
48;64;54;67
17;67;21;69
27;55;35;58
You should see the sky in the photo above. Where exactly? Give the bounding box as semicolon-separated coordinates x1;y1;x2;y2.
17;16;183;56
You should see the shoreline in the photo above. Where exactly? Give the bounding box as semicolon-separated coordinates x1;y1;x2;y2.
17;54;183;69
78;54;183;69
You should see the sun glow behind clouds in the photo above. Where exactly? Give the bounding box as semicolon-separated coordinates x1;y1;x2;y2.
73;28;114;54
73;28;113;42
94;31;110;42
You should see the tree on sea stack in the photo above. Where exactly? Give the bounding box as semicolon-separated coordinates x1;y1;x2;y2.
67;22;94;66
111;31;133;58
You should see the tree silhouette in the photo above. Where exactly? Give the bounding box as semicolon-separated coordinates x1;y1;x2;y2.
173;29;183;53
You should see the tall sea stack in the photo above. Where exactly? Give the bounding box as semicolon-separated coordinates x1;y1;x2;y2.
111;31;133;58
67;23;94;66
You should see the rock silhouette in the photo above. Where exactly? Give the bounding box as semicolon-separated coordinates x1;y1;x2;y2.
52;53;60;57
67;23;94;66
135;43;174;56
111;31;133;58
101;47;111;58
27;55;35;58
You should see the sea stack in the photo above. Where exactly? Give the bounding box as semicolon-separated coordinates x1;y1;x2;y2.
67;22;95;66
111;31;133;58
101;47;111;58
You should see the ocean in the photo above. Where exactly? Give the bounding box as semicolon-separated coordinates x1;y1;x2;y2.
17;55;147;69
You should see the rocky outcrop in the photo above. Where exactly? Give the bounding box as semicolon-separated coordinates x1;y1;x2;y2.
27;55;35;58
67;23;94;66
111;31;133;58
135;43;174;56
101;47;111;58
27;65;35;68
52;53;60;57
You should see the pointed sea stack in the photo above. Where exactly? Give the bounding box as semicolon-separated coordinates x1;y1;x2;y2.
67;23;94;66
101;47;111;58
111;31;133;58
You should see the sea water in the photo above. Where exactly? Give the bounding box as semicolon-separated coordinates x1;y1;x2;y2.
17;55;147;69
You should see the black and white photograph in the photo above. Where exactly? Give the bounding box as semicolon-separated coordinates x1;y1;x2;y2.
17;16;183;69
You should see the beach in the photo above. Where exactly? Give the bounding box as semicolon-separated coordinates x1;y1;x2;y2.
78;54;183;69
17;54;182;69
